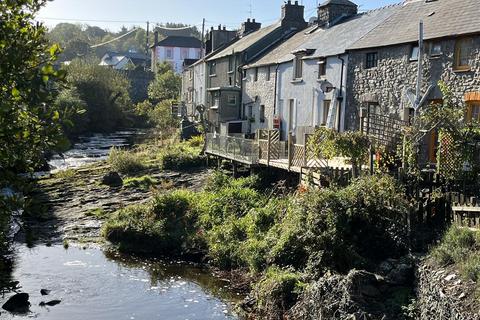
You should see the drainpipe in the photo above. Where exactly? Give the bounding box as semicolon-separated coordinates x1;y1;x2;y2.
337;54;345;132
273;63;280;116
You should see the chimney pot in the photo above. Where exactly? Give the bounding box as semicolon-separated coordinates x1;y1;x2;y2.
218;24;221;30
295;1;298;5
247;18;251;22
223;26;226;30
252;18;256;22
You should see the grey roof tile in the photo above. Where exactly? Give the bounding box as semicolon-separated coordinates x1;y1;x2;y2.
206;22;282;61
349;0;480;50
246;4;400;68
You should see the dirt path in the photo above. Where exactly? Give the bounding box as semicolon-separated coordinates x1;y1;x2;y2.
23;163;210;244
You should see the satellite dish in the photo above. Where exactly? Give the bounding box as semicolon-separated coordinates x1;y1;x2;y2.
319;80;334;93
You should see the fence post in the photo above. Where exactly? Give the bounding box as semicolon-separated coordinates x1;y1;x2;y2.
267;130;272;166
288;133;292;171
303;134;307;167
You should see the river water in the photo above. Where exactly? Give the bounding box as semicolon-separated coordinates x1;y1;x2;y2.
48;130;143;172
1;131;242;319
0;245;241;320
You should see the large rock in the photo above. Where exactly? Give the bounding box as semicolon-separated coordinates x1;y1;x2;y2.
2;293;30;313
101;172;123;187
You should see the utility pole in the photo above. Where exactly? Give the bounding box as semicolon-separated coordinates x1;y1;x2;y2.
201;18;205;58
145;21;150;70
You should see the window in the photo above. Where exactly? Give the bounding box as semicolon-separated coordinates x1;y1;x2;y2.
430;42;442;56
366;52;378;69
322;100;331;125
181;48;189;60
410;45;419;61
259;105;265;123
227;95;237;106
318;58;326;78
212;92;220;108
166;47;173;59
367;102;380;115
254;68;259;82
454;38;473;71
209;62;216;76
467;102;480;122
266;66;271;81
189;69;193;80
294;56;303;79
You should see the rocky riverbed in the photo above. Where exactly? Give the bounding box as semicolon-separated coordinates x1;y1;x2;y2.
23;162;210;245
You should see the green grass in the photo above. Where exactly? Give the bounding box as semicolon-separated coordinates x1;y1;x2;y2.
432;226;480;284
123;175;158;190
108;147;145;175
85;208;108;219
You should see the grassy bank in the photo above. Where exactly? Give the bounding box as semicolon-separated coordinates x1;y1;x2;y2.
432;226;480;290
107;135;205;175
102;172;411;316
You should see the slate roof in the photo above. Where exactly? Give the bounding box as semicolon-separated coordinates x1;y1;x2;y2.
246;4;400;68
349;0;480;50
156;36;202;48
319;0;357;7
206;22;282;61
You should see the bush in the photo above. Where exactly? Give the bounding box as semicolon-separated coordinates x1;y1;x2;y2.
102;190;198;255
108;147;145;174
268;175;409;276
254;266;305;319
161;144;204;170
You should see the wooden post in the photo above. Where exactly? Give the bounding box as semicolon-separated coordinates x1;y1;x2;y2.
288;133;292;172
303;134;307;167
267;130;272;167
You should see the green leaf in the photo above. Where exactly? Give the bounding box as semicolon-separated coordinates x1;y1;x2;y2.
12;87;20;97
52;111;60;121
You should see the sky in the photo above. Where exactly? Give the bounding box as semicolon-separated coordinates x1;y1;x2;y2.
38;0;400;32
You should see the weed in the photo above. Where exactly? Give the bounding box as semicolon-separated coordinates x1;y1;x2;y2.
108;147;145;174
85;208;108;219
63;239;69;249
123;175;158;190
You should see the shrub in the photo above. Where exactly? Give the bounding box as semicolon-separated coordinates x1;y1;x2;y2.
268;175;409;276
254;266;305;319
161;144;204;170
102;190;198;255
108;147;145;174
187;135;204;148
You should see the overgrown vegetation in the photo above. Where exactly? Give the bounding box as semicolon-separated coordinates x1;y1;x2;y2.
432;226;480;285
108;147;146;175
102;172;410;316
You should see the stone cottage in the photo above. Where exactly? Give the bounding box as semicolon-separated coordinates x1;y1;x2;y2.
345;0;480;163
243;0;399;143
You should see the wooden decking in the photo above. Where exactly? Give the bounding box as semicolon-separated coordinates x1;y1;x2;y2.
206;129;352;174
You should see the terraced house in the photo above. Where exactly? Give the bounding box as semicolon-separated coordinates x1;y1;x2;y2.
346;0;480;166
201;0;480;174
205;1;308;137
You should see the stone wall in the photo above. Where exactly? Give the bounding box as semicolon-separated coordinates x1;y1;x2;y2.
243;65;276;132
416;261;480;320
346;36;480;130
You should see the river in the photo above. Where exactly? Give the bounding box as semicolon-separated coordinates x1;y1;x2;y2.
1;131;242;319
47;130;144;172
0;245;241;320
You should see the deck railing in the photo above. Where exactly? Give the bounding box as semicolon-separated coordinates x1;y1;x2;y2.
206;133;259;164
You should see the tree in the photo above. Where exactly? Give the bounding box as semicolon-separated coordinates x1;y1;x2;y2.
65;58;133;133
0;0;66;173
148;62;181;104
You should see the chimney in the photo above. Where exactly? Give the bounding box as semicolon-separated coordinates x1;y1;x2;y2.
239;18;261;36
281;0;307;29
206;27;238;54
154;31;159;46
317;0;358;28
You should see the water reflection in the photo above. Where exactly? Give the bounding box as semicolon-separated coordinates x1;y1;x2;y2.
0;245;240;320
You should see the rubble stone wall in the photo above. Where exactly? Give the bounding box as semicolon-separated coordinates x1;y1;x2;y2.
345;36;480;130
